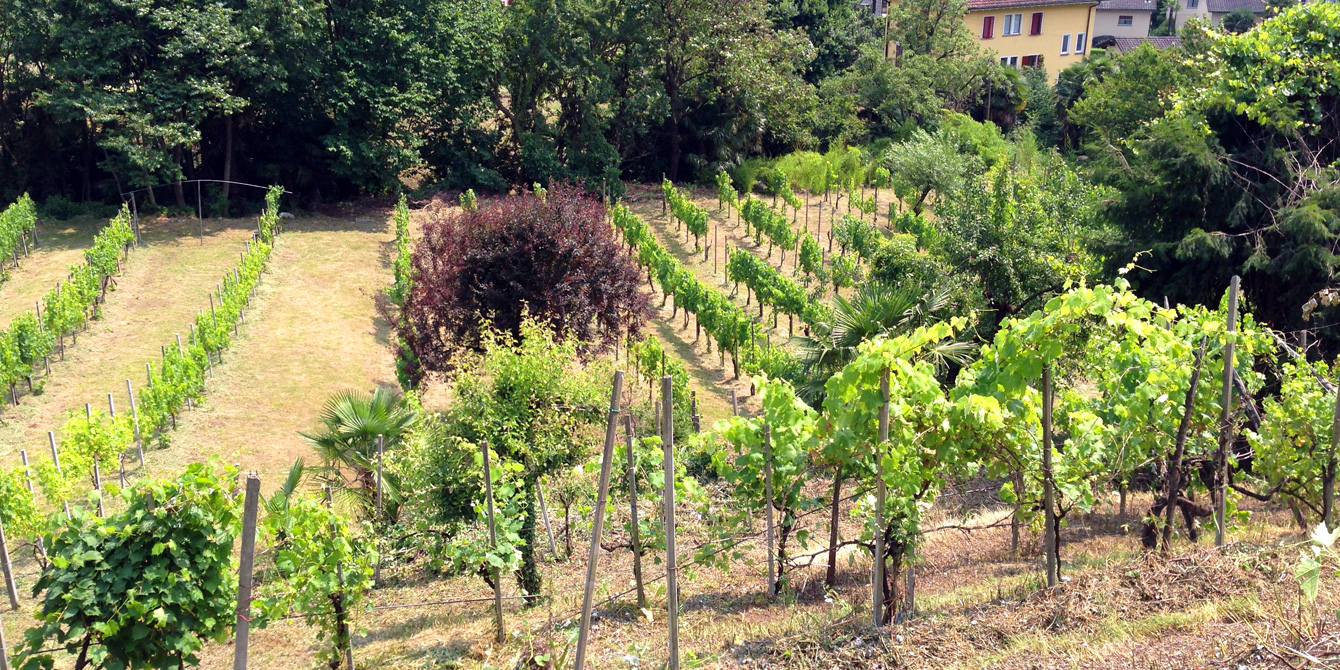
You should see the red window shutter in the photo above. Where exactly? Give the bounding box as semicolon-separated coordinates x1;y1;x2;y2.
1031;12;1043;34
1022;55;1037;67
982;15;995;39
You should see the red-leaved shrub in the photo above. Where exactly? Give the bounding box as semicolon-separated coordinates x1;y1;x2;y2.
398;184;649;381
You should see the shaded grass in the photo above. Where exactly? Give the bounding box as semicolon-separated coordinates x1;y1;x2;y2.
0;217;101;328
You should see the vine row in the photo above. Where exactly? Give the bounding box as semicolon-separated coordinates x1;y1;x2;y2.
0;194;37;282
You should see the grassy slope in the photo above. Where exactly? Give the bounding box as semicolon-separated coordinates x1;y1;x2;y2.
0;219;98;328
144;214;399;489
3;190;1332;670
0;217;260;473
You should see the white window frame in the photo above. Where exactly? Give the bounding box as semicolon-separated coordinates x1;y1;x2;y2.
1060;33;1071;55
1076;32;1087;53
1186;0;1198;8
1117;14;1133;25
1003;13;1024;35
999;55;1020;68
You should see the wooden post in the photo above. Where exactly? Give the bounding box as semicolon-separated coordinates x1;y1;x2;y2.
624;414;646;610
0;602;11;670
93;459;104;518
730;389;738;416
904;546;916;618
481;439;504;644
690;391;699;433
50;432;70;519
574;371;625;670
127;380;144;466
873;369;889;627
19;451;31;494
375;435;385;517
1328;364;1340;530
536;479;559;559
0;514;19;610
764;423;776;597
1215;275;1239;547
1042;365;1057;587
374;435;384;583
232;473;261;670
662;375;680;670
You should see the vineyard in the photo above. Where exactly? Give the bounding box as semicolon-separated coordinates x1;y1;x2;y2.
0;174;1336;670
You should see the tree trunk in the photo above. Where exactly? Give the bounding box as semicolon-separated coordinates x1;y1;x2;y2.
825;470;842;587
517;477;541;597
173;147;187;208
222;113;234;214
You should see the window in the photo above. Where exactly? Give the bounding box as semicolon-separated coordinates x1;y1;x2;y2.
1030;12;1044;34
1076;32;1087;52
1117;14;1133;25
1060;33;1071;54
1003;13;1023;35
1022;54;1040;67
1187;0;1198;8
981;15;995;38
999;55;1020;68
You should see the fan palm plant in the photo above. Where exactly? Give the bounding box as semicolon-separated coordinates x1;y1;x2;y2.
300;388;416;520
796;282;976;404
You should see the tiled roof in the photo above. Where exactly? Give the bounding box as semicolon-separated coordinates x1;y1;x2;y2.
1206;0;1265;12
968;0;1095;9
1095;0;1155;11
1107;35;1183;52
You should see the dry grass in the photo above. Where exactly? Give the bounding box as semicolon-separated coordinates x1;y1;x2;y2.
0;216;260;473
142;212;399;488
0;218;99;328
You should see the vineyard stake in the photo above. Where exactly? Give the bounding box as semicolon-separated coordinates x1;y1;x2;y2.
764;422;775;597
1328;365;1340;529
1042;365;1057;587
481;439;504;644
904;546;916;619
0;599;10;670
0;514;18;610
873;369;888;628
574;370;625;670
1215;275;1239;547
50;432;70;519
690;391;699;433
731;388;738;416
232;473;261;670
536;479;558;559
127;380;144;466
375;434;385;584
93;459;104;518
19;450;31;493
625;414;646;610
662;375;680;670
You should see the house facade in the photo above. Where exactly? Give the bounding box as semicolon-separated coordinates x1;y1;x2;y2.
1092;0;1156;37
1174;0;1265;30
965;0;1099;82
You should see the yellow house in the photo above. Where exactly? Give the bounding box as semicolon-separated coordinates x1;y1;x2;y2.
965;0;1098;82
